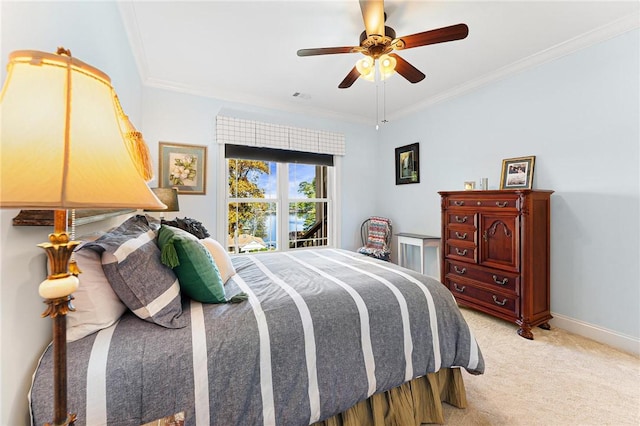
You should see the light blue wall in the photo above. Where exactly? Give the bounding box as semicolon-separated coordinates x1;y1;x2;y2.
0;2;143;424
375;30;640;338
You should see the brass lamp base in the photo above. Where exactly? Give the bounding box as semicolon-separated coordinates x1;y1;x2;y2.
41;297;78;426
39;211;79;426
44;411;77;426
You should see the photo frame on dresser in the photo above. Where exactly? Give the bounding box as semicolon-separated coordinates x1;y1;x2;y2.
159;142;207;194
395;142;420;185
500;155;535;189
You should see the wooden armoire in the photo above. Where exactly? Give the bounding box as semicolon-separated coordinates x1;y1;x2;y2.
439;190;553;339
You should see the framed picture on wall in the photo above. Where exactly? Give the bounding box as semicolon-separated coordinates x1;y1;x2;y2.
395;142;420;185
159;142;207;194
500;155;535;189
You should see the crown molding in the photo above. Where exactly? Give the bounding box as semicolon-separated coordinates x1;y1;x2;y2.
145;76;373;126
390;12;640;121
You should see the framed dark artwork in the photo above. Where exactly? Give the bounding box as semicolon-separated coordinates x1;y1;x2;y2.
500;156;535;189
159;142;207;195
395;143;420;185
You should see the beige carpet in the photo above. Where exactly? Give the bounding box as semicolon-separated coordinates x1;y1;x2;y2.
442;308;640;425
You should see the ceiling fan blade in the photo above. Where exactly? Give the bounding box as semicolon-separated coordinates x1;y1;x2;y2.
297;46;357;57
359;0;385;37
398;23;469;50
389;54;425;83
339;66;360;89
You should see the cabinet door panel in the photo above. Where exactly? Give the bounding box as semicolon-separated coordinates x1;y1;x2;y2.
479;213;519;272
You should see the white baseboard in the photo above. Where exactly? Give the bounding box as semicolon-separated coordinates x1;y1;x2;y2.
550;313;640;357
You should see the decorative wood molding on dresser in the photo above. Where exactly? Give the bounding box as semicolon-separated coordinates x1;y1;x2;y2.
439;190;553;339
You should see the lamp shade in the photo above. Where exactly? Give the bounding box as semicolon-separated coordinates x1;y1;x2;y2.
0;49;165;210
146;188;180;212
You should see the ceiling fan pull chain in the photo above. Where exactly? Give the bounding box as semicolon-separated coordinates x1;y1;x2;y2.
375;83;379;130
382;80;388;124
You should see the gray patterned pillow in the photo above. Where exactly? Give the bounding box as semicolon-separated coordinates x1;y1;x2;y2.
86;215;187;328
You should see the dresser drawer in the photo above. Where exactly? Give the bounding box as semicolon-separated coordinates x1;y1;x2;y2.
445;260;519;294
445;212;476;227
446;195;521;211
446;228;476;243
445;242;476;262
446;278;519;318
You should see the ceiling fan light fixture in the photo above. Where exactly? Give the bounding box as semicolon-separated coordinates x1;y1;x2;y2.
298;1;468;89
355;56;375;81
378;54;397;80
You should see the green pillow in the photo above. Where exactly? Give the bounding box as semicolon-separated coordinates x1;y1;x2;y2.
157;225;226;303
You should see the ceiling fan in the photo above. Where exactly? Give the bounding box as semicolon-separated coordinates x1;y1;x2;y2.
297;0;469;88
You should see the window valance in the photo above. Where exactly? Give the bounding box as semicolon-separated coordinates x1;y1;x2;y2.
224;144;333;166
216;115;345;156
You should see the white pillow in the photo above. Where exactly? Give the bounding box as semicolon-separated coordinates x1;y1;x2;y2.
66;243;127;342
199;238;236;284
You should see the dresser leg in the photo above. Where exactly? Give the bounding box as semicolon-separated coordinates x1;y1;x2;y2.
517;325;534;340
538;322;551;330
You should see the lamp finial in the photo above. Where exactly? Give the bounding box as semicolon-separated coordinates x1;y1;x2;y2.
56;47;71;56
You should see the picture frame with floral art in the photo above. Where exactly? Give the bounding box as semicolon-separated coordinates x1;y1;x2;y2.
159;142;207;194
500;155;535;190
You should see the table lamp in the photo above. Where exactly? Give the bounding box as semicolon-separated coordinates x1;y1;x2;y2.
0;48;166;425
145;188;180;221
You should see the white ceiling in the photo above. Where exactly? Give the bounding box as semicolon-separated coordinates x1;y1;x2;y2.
118;1;639;125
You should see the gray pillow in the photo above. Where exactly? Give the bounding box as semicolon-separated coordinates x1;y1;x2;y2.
86;215;187;328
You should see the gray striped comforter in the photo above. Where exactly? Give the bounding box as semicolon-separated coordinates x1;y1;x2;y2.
30;248;484;426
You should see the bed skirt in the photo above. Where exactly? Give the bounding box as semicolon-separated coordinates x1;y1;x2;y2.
313;368;467;426
140;369;465;426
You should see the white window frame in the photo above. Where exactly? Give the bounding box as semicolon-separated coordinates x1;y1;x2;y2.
216;144;341;252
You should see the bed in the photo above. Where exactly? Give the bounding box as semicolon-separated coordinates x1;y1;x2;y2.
30;215;484;426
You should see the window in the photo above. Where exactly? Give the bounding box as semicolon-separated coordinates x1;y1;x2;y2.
224;148;336;254
288;163;329;249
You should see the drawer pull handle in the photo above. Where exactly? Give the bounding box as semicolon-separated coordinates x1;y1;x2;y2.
454;216;467;223
455;232;467;239
496;201;508;208
454;201;465;206
492;275;508;285
455;248;468;256
453;283;466;293
453;266;466;274
492;295;507;306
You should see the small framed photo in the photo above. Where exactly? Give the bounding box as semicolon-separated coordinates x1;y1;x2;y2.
500;156;535;190
159;142;207;194
395;142;420;185
464;181;476;190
